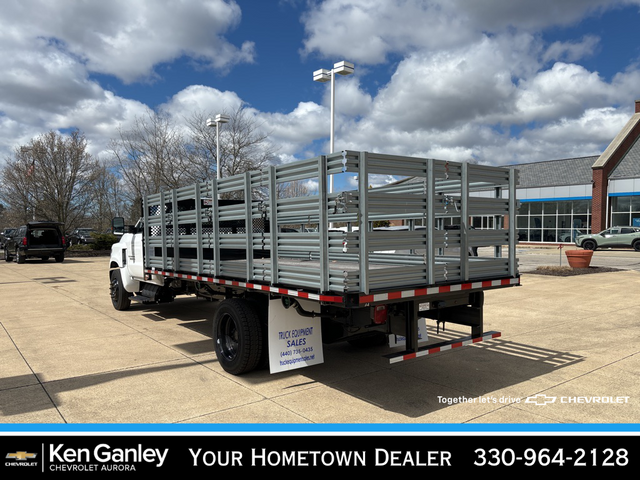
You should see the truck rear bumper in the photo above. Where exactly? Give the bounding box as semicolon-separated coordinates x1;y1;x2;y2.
384;331;501;364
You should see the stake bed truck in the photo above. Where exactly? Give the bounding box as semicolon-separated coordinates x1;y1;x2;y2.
109;151;520;375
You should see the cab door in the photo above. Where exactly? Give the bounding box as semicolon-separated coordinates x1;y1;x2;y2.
127;233;145;280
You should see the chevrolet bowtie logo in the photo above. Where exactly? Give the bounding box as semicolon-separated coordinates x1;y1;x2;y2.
6;451;37;461
525;394;557;406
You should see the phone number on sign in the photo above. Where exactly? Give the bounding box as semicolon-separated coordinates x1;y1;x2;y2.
474;447;629;467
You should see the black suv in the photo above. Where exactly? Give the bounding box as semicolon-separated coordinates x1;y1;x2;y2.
4;221;66;263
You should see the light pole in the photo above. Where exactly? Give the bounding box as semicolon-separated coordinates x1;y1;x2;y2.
206;113;230;180
313;60;354;193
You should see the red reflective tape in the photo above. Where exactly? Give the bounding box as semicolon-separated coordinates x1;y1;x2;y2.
388;291;402;300
461;283;472;290
439;285;451;293
321;295;345;303
360;294;374;304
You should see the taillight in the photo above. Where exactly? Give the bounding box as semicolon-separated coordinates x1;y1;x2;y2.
22;237;27;246
373;304;388;324
62;236;66;246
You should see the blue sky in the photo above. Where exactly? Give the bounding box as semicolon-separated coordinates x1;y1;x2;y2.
1;0;640;184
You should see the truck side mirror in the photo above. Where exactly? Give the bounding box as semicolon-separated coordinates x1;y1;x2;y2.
112;217;125;236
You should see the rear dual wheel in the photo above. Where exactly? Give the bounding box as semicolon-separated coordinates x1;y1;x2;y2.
213;299;264;375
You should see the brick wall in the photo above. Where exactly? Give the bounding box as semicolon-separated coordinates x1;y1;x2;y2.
590;101;640;232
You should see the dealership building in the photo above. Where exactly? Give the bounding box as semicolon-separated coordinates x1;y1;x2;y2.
512;100;640;244
392;100;640;244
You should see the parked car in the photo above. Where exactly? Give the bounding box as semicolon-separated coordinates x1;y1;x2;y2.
575;226;640;251
1;228;16;249
4;221;66;263
67;228;96;246
559;229;585;243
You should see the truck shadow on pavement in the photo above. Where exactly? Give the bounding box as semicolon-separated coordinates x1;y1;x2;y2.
0;298;584;422
1;337;584;422
120;300;586;419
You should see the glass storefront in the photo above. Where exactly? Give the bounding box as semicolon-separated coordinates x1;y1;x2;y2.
516;199;591;243
610;195;640;228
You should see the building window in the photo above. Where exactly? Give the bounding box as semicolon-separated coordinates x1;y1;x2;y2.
516;200;591;243
471;216;495;229
610;195;640;228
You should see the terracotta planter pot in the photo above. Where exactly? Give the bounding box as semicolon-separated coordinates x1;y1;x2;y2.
565;249;593;268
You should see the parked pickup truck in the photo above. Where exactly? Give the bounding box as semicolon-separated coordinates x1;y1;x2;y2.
109;150;520;375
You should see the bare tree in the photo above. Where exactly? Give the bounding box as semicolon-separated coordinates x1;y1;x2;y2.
108;106;278;209
0;130;98;229
109;110;194;204
278;179;312;198
185;105;278;180
85;160;129;231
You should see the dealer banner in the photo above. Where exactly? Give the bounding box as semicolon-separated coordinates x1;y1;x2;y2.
0;434;635;474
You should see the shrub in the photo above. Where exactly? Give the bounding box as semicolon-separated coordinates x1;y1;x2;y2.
90;233;119;250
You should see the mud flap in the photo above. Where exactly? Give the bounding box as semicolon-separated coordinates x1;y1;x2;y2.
267;298;324;374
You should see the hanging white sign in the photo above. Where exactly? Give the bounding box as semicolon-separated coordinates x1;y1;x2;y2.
268;298;324;373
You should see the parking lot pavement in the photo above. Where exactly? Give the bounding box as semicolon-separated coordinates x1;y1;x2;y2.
1;255;639;428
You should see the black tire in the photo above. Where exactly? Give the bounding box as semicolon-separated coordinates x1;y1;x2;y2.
109;269;131;311
55;253;64;263
213;299;263;375
16;248;25;264
4;247;11;262
634;241;640;252
582;240;597;251
244;293;270;370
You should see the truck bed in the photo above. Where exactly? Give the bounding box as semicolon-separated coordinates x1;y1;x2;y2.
142;151;519;297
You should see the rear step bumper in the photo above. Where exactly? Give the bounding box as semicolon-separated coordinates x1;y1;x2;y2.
384;331;501;364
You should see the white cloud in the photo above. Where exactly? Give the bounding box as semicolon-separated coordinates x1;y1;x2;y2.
543;35;601;64
300;0;620;64
1;0;640;174
0;0;255;83
0;0;255;162
256;101;329;157
159;85;244;119
301;0;477;64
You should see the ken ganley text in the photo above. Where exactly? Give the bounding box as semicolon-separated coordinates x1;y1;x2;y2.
190;448;452;467
49;444;167;471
